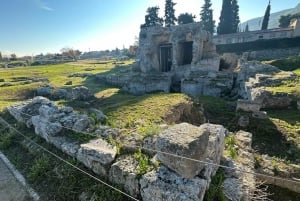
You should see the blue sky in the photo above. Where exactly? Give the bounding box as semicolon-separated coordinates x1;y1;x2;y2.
0;0;299;56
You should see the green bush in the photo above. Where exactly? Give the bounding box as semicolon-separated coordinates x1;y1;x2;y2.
137;124;161;138
204;168;227;201
28;155;51;182
0;130;15;150
225;136;238;159
267;55;300;71
134;149;151;175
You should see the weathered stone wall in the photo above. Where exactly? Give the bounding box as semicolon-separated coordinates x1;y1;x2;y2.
247;47;300;61
8;97;228;201
141;123;227;201
236;61;296;110
137;23;219;73
213;27;297;45
122;73;172;95
181;71;234;97
236;99;261;112
222;131;256;201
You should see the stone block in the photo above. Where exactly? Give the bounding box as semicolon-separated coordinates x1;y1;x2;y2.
140;166;208;201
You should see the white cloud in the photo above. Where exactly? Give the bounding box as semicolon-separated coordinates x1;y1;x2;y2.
34;0;53;11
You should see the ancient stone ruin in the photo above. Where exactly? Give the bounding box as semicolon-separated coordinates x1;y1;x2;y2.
119;22;237;96
137;22;219;73
7;97;228;201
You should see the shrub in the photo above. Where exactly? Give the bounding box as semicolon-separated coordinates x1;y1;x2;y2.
28;155;51;182
225;135;238;159
137;124;161;138
0;130;15;150
204;168;227;201
134;149;150;175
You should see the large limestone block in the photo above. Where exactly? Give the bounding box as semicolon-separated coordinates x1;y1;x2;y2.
109;156;140;197
72;86;94;101
7;96;55;125
155;123;209;178
77;139;117;176
199;123;226;180
250;87;291;109
140;166;208;201
31;116;62;140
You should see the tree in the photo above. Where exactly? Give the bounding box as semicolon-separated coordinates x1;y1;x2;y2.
178;13;195;24
200;0;215;34
261;0;271;30
61;47;81;61
10;53;17;61
217;0;233;34
232;0;240;33
279;13;300;28
245;23;249;32
0;52;2;61
141;7;163;28
164;0;177;27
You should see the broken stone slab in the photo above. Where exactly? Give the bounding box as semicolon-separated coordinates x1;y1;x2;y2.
72;86;94;101
89;108;107;123
222;131;255;201
155;123;209;179
236;99;261;112
250;88;292;109
109;156;140;197
223;178;242;201
252;111;268;119
72;115;95;132
156;123;226;179
51;88;69;100
77;139;117;176
61;141;80;158
199;123;227;181
7;96;56;126
238;115;250;128
36;86;52;97
31;116;62;140
140;166;208;201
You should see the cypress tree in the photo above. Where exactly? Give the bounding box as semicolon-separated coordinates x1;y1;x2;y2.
217;0;233;34
141;7;163;28
245;23;249;32
200;0;215;34
232;0;240;33
178;13;195;24
164;0;177;27
261;0;271;30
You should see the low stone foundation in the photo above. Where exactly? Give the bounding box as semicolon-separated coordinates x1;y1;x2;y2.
236;99;261;112
7;97;228;201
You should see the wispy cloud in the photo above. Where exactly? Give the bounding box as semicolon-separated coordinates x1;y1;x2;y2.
34;0;53;11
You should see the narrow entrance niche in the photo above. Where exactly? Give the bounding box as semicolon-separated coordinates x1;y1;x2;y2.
178;41;193;66
159;44;172;72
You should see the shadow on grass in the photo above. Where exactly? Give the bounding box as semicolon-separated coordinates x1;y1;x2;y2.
245;113;300;162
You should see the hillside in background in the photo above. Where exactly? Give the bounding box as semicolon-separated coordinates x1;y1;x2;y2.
240;3;300;31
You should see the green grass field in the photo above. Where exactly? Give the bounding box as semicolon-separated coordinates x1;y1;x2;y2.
264;56;300;98
0;60;191;132
0;60;131;108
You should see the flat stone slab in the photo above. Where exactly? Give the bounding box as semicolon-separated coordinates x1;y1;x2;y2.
155;123;210;178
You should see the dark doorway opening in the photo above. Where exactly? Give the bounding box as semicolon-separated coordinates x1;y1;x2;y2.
178;41;193;65
159;44;172;72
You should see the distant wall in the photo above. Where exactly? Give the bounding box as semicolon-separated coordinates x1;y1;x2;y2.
216;37;300;55
213;28;294;45
247;47;300;61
